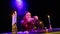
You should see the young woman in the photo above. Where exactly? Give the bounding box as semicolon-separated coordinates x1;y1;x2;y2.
21;11;34;31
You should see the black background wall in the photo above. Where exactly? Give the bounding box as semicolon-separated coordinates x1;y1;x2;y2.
28;0;60;28
0;0;11;33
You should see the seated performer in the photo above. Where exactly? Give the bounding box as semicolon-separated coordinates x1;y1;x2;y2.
21;11;34;31
33;16;44;30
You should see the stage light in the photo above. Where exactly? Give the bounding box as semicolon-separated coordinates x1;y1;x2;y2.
40;21;42;24
11;0;28;16
16;0;23;9
15;0;28;16
48;15;50;18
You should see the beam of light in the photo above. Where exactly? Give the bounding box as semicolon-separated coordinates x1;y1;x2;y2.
16;0;23;9
11;0;28;16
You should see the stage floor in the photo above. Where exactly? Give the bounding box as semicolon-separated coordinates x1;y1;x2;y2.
1;31;60;34
1;28;60;34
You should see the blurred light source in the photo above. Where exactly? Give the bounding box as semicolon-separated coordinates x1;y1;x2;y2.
24;31;29;33
16;0;21;2
40;21;42;24
48;15;50;18
16;0;23;9
11;0;28;16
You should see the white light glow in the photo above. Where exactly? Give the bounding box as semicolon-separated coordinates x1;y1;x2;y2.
48;15;50;18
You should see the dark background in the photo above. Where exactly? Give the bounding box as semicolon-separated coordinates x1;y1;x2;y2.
0;0;11;33
28;0;60;28
0;0;60;33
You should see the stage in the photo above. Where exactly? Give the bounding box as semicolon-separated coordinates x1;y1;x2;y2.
1;28;60;34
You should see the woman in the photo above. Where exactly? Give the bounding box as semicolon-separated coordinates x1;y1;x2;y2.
21;11;34;31
33;16;44;30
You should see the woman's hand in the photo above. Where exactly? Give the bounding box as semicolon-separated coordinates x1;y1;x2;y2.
27;18;34;22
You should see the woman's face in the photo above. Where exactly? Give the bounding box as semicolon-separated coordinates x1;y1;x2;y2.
25;12;31;19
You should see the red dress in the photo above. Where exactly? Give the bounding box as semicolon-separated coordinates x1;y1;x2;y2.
21;20;34;31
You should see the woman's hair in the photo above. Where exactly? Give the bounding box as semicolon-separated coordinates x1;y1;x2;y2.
21;11;31;24
23;11;31;20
